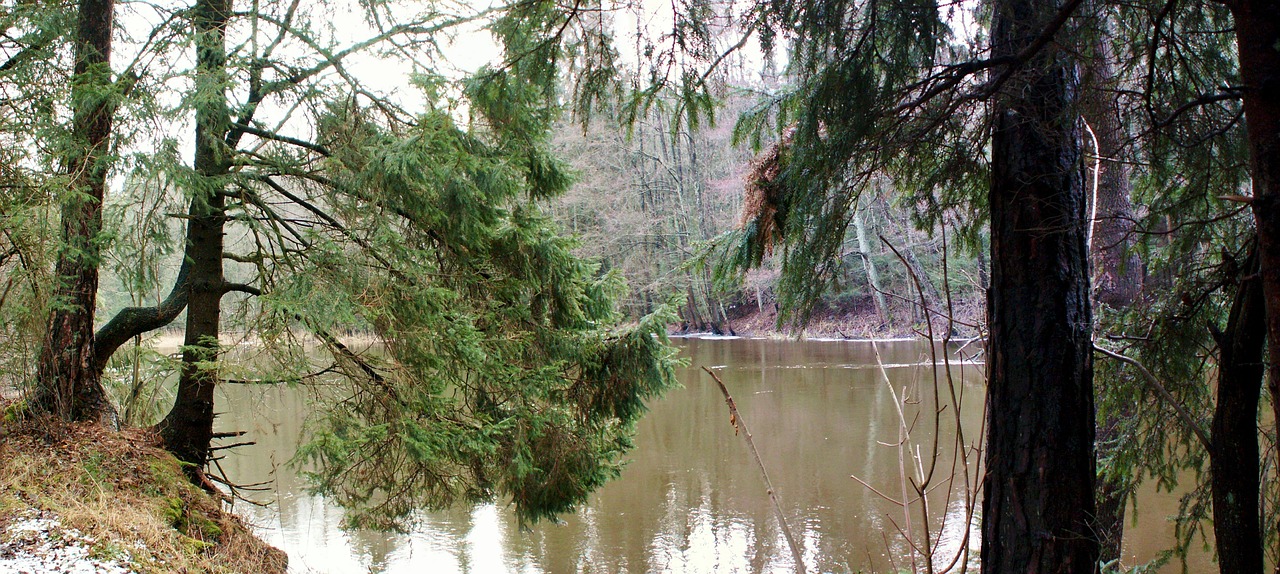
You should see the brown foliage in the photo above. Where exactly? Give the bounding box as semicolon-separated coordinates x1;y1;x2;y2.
739;132;793;256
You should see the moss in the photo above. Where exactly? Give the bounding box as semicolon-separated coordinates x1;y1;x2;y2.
163;495;223;542
1;399;24;423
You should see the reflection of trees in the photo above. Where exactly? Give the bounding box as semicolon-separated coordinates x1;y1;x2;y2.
214;338;987;573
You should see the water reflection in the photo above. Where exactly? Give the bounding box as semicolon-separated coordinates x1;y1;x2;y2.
214;338;1000;573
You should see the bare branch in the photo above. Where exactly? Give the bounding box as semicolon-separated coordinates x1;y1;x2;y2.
1093;343;1213;451
231;122;331;155
702;366;807;574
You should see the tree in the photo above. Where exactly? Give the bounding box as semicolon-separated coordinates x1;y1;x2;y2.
549;98;757;331
1230;2;1280;545
703;0;1101;567
982;0;1097;568
30;0;120;423
1210;243;1264;574
13;0;683;526
0;2;64;390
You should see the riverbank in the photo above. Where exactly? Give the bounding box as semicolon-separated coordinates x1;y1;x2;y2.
674;296;985;340
0;413;286;573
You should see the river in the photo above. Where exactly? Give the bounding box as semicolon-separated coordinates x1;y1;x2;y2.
213;336;1212;573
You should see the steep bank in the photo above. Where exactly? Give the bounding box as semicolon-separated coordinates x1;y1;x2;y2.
0;414;286;573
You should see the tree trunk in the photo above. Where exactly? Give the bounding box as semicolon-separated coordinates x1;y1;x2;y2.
982;0;1098;571
158;0;231;470
1081;23;1143;564
1230;2;1280;562
881;200;942;325
853;205;891;325
976;234;990;291
32;0;118;423
1081;40;1142;310
91;258;191;377
1210;246;1264;574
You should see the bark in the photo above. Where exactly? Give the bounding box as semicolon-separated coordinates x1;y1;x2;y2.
1230;2;1280;562
32;0;118;423
1082;34;1143;309
1081;23;1143;565
982;0;1098;571
881;205;943;324
1210;246;1264;574
157;0;232;469
976;236;990;291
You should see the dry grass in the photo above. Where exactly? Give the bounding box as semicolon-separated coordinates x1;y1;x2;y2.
0;413;286;574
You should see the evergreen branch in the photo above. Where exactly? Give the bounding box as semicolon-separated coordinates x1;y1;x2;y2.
224;365;338;385
258;168;465;266
229;4;501;135
698;30;754;88
115;7;187;93
1142;0;1180;126
226;0;300;147
483;0;581;79
308;319;400;404
1150;89;1243;131
236;183;314;249
251;175;408;282
1093;343;1213;452
260;0;303;61
0;43;45;73
898;0;1087;112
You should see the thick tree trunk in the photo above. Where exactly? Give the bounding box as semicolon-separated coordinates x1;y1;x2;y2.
1230;3;1280;563
1082;35;1142;310
1210;246;1264;574
32;0;118;423
157;0;231;469
982;0;1098;572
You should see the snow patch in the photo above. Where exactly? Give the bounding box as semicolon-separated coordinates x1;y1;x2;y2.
0;510;135;574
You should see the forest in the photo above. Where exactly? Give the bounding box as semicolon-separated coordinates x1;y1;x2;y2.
0;0;1277;571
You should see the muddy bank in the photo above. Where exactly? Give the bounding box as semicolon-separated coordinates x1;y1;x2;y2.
671;296;985;340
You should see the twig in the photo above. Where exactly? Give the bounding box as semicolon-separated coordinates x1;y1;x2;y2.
702;366;806;574
872;342;919;573
209;441;257;452
194;468;233;504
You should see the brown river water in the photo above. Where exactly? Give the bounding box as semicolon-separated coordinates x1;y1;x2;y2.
213;337;1214;573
